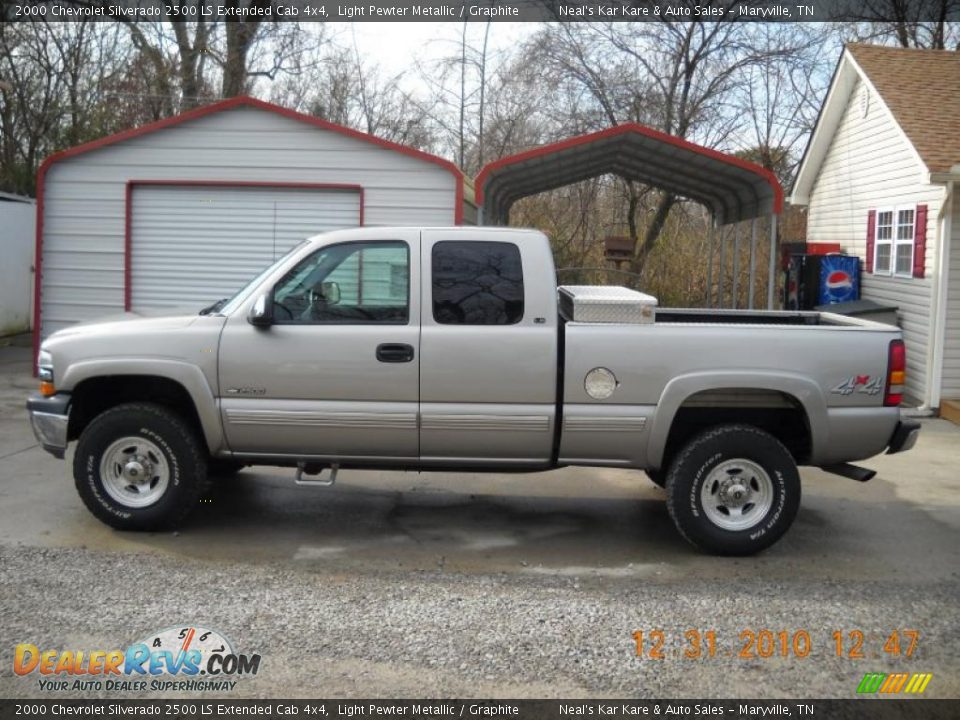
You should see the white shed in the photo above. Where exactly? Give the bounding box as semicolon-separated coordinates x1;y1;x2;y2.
791;44;960;413
34;96;466;348
0;192;36;336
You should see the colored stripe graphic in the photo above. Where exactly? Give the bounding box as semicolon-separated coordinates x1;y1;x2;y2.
857;673;886;693
880;673;908;693
858;672;932;694
905;673;933;694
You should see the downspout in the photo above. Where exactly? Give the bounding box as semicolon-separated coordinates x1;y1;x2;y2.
922;180;954;414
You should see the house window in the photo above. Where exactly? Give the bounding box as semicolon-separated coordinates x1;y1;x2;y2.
873;207;914;277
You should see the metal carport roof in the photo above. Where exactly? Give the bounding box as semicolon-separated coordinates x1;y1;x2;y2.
474;124;783;226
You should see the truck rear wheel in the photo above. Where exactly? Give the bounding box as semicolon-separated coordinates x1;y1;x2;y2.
665;424;800;555
73;403;207;531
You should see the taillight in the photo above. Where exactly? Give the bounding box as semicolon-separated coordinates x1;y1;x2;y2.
884;339;906;407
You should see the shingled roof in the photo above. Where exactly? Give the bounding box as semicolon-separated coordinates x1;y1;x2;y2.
846;43;960;174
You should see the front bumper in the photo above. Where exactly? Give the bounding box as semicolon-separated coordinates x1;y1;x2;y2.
26;392;71;459
886;418;921;455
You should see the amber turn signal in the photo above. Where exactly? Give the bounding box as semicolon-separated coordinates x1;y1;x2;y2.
39;381;56;397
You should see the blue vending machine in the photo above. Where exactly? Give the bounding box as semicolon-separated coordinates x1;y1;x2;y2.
785;253;861;310
817;254;860;306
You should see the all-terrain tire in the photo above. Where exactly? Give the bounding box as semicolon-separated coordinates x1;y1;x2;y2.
73;402;207;531
665;424;800;556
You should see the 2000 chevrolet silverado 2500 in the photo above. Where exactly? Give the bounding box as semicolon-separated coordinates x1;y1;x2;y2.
27;227;921;554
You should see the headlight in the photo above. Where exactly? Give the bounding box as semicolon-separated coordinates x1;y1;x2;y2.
37;349;55;394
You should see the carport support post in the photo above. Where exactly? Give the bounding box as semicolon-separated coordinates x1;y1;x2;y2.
705;219;715;307
731;222;740;309
748;219;757;309
767;214;778;309
717;225;726;308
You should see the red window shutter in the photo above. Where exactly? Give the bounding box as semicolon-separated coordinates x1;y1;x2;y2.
865;209;876;273
913;204;927;278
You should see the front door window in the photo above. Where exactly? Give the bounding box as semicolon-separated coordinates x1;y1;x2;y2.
273;241;409;324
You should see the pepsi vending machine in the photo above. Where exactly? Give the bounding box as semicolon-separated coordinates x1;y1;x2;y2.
784;254;860;310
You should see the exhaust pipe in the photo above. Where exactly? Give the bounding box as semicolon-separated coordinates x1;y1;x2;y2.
819;463;877;483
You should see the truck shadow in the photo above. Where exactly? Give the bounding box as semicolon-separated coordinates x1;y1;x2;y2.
182;468;686;573
102;466;959;585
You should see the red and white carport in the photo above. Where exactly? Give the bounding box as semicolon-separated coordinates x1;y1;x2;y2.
474;124;784;308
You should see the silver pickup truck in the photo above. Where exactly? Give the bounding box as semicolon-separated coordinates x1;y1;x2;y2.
27;227;920;554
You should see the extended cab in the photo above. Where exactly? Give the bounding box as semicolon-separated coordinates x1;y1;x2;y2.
27;227;920;554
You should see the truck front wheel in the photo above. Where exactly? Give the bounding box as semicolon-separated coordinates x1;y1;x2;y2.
665;424;800;555
73;403;207;531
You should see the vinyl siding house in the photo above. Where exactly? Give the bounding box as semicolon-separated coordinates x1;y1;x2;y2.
791;44;960;412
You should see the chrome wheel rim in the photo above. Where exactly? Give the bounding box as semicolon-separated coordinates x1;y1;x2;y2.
99;437;170;508
700;458;774;531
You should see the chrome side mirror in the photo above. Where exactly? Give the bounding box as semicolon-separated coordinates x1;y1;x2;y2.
247;293;273;327
318;281;341;305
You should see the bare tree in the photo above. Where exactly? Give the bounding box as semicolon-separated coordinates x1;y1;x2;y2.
0;21;134;194
839;0;960;49
269;40;435;149
54;2;324;106
521;12;819;279
512;179;608;273
215;9;313;98
168;16;213;109
733;24;837;184
415;21;503;174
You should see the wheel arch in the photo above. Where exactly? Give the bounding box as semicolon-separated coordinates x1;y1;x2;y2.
63;359;224;454
647;371;826;470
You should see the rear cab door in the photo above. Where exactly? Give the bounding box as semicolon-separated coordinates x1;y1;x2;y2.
418;229;558;466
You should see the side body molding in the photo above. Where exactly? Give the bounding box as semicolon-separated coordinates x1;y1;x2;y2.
60;359;224;454
646;370;827;469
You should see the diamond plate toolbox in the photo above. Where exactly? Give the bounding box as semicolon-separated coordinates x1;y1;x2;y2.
558;285;658;324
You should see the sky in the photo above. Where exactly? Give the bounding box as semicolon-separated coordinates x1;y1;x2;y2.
341;22;536;87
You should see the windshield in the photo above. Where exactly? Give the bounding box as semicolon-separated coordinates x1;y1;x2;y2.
215;240;311;316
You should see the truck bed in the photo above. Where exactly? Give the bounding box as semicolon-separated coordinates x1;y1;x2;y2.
557;307;902;469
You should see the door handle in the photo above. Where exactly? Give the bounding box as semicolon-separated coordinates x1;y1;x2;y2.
376;343;415;363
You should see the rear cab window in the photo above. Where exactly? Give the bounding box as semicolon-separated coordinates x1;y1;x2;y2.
431;241;524;325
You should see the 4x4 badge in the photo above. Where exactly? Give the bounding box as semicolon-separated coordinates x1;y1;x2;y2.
831;375;883;396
